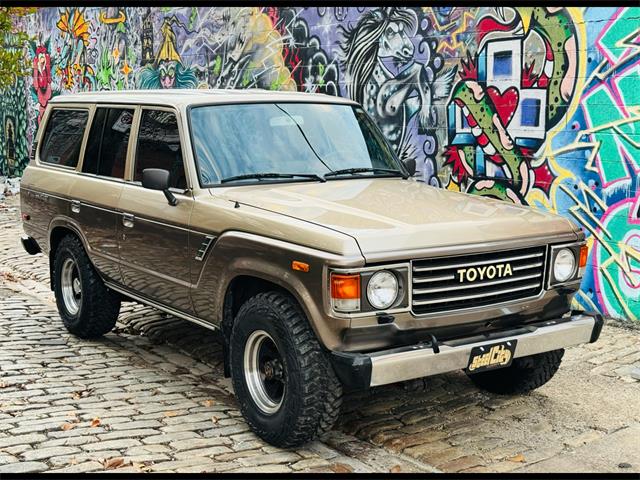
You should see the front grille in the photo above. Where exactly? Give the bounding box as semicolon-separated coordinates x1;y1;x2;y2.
411;246;546;315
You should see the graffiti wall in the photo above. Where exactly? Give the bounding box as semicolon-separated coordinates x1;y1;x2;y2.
1;6;639;321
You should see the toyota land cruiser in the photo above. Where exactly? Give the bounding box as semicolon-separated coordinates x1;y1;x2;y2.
20;89;603;447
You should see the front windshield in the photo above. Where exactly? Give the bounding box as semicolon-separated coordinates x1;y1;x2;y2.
189;102;403;186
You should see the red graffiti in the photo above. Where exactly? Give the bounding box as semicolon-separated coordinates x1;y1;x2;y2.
444;145;472;183
32;45;52;123
476;16;519;43
459;52;477;81
522;61;538;88
486;86;519;126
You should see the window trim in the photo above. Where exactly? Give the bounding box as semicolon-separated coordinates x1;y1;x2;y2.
36;106;91;171
77;103;139;183
128;105;190;194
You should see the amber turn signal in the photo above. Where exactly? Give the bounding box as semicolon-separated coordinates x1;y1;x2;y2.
291;260;310;272
579;244;588;268
330;273;361;312
331;273;360;299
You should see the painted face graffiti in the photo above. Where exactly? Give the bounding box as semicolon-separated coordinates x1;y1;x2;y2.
158;60;177;88
339;7;456;184
378;18;414;62
137;16;197;90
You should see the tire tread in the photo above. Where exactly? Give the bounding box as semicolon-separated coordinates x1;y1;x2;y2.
231;291;342;447
52;235;120;339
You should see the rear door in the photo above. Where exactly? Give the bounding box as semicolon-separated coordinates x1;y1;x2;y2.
23;106;90;241
117;107;195;314
68;105;135;284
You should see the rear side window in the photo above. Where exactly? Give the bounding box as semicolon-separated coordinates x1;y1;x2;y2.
82;107;134;179
134;110;186;189
39;109;88;167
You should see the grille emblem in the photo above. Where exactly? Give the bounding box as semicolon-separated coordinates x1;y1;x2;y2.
456;263;513;283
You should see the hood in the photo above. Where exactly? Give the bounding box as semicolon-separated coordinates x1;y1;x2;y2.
214;178;578;260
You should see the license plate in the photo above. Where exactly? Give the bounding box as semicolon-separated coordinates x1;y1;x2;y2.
466;340;517;373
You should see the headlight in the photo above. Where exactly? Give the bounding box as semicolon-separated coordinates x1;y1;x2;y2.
553;248;576;283
366;270;398;310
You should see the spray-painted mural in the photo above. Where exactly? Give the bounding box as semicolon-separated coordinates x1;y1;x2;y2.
1;6;639;321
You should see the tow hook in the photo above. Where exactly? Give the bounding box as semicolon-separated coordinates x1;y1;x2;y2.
428;333;440;354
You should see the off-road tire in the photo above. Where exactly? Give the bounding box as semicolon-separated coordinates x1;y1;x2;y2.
52;235;120;339
466;349;564;395
229;291;342;448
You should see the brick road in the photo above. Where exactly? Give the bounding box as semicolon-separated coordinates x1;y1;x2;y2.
1;194;639;473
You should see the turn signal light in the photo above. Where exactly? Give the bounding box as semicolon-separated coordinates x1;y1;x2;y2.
331;273;360;312
579;245;588;268
291;260;310;272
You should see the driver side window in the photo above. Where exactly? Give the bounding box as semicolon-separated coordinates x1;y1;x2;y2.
134;109;187;190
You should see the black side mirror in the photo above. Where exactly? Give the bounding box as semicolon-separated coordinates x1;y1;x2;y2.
142;168;177;206
403;158;416;177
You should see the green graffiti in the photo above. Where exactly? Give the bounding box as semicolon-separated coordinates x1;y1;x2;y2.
450;81;526;202
582;84;640;186
593;200;640;321
189;7;197;31
212;55;222;77
0;78;29;176
526;7;577;128
96;48;116;89
597;7;640;64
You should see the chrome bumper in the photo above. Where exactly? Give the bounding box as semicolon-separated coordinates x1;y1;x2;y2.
330;312;604;390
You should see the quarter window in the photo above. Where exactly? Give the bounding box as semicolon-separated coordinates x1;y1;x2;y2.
39;109;89;167
134;110;186;190
82;107;134;179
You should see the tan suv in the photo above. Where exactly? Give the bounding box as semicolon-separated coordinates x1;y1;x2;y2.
20;89;603;447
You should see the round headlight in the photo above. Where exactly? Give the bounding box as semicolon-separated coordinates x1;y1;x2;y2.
367;271;399;310
554;248;576;283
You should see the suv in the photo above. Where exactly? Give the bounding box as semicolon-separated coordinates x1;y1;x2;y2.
20;89;603;447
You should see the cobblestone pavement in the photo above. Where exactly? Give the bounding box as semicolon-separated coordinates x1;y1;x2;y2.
1;195;639;473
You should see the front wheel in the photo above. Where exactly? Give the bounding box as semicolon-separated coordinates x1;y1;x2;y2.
229;292;342;448
466;349;565;395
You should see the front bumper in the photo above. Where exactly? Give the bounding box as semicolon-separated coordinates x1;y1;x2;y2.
330;311;604;390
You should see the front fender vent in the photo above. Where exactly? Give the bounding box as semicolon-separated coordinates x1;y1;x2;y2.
195;235;216;262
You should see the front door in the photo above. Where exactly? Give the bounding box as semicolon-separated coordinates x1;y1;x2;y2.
117;108;194;314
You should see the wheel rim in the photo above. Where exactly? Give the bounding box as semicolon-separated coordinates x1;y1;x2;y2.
244;330;286;415
60;257;81;315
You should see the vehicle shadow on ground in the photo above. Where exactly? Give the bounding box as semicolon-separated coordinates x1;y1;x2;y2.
114;302;526;456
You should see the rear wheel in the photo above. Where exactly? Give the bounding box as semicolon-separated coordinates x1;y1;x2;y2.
466;349;565;395
229;291;342;448
52;235;120;339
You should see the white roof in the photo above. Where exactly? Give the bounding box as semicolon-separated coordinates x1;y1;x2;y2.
49;88;358;108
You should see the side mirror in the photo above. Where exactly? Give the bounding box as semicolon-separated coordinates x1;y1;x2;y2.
403;158;416;177
142;168;177;206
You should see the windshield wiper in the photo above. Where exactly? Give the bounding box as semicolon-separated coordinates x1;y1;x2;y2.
324;167;408;179
220;172;326;184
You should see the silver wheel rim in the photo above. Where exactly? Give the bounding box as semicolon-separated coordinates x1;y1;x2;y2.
243;330;286;415
61;257;81;315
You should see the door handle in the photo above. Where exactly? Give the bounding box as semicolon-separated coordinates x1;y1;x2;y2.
71;200;81;214
122;213;135;228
